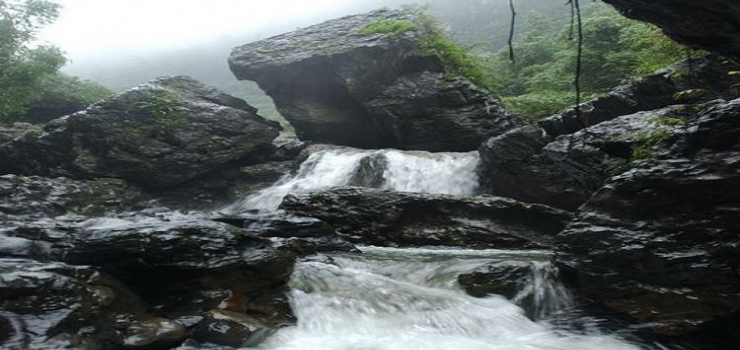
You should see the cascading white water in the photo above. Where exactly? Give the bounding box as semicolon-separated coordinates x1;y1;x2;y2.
222;148;480;213
216;147;651;350
241;247;643;350
381;150;479;195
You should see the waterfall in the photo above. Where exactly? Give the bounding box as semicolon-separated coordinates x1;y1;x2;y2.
218;148;650;350
247;247;643;350
223;148;480;213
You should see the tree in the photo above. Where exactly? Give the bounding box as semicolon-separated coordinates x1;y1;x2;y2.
0;0;66;118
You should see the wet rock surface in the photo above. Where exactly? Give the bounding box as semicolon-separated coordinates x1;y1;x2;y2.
556;98;740;336
0;215;302;349
190;310;276;348
0;173;309;349
229;10;523;151
0;259;147;350
458;261;532;299
281;187;573;248
0;76;280;188
214;212;358;255
602;0;740;60
479;105;698;211
458;261;569;320
539;55;740;136
150;160;293;210
542;105;692;193
478;125;589;211
0;174;148;219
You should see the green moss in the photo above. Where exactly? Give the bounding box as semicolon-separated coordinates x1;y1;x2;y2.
418;34;489;89
123;89;187;136
357;19;417;36
629;128;672;161
136;89;187;128
500;91;577;121
356;9;491;90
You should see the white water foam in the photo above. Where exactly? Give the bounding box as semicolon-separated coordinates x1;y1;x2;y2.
223;148;480;213
243;247;643;350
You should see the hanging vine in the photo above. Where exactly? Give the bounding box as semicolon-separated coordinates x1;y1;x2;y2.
507;0;516;64
572;0;584;124
506;0;584;122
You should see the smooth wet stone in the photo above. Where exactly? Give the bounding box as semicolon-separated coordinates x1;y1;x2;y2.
0;174;147;219
458;261;533;299
191;310;276;348
281;187;573;248
0;258;146;349
214;212;358;254
123;318;188;349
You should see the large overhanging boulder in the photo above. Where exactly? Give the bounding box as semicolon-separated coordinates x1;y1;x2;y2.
0;76;280;188
229;9;524;151
602;0;740;60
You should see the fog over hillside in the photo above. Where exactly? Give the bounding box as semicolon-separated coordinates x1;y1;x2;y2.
41;0;573;125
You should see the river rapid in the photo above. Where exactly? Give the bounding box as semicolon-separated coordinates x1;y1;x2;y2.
208;149;663;350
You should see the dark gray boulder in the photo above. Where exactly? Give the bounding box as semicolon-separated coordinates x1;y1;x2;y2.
556;98;740;336
214;212;359;254
541;104;693;193
150;160;293;210
602;1;740;60
0;76;280;188
0;259;150;350
0;123;38;144
479;104;699;211
458;261;533;299
478;126;589;211
190;310;276;348
63;219;297;299
539;55;740;137
280;187;573;248
0;174;147;220
458;261;570;320
0;216;302;345
229;9;523;151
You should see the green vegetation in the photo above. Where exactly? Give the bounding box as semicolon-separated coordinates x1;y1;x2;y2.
355;4;688;119
358;19;416;36
22;73;112;122
479;3;690;119
629;128;672;161
0;0;111;124
132;89;187;130
357;8;491;89
120;89;187;137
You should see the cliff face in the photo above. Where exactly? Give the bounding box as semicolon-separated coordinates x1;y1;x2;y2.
602;0;740;60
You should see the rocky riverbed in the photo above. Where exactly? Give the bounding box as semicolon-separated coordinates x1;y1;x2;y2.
2;4;740;350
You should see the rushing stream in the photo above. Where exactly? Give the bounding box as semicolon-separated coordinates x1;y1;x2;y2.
216;148;654;350
241;247;644;350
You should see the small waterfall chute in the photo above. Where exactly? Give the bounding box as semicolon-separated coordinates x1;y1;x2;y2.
223;148;480;213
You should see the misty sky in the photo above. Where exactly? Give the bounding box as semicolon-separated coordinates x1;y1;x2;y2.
40;0;380;59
